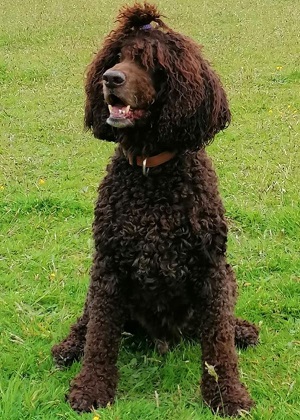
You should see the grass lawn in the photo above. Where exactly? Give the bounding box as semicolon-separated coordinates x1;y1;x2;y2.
0;0;299;418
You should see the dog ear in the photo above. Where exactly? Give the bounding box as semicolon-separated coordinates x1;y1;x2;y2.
84;34;123;141
156;33;231;151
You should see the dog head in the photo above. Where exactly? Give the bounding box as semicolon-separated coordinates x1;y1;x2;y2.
85;2;231;153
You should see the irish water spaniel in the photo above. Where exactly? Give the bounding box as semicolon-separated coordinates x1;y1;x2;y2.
52;3;259;416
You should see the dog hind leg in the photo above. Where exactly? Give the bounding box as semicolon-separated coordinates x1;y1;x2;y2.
235;317;259;349
51;298;89;368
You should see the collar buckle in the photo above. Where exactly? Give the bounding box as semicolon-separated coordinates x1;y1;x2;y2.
142;158;150;176
122;147;177;174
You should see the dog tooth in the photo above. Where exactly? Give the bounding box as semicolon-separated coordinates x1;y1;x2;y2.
108;105;113;112
125;105;130;113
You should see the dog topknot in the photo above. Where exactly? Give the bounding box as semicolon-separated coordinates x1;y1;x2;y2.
116;2;167;31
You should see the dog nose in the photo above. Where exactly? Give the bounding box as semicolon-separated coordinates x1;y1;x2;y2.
103;70;126;88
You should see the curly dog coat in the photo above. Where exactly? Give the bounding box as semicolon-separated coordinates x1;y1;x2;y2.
52;3;259;416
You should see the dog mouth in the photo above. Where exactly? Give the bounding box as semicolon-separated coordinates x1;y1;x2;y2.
105;94;147;128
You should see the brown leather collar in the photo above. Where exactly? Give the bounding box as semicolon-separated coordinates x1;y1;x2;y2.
123;148;177;175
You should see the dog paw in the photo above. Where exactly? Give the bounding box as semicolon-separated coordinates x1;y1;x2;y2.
51;342;83;368
235;319;260;349
202;379;254;417
67;373;116;412
68;388;113;413
219;396;254;417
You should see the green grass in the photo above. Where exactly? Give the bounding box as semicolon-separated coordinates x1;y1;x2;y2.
1;0;299;418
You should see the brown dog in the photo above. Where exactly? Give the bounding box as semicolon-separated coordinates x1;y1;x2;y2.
52;3;259;416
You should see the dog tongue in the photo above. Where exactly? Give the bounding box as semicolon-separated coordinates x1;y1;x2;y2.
108;104;130;119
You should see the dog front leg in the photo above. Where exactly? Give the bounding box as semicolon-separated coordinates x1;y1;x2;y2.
199;263;254;417
68;279;124;413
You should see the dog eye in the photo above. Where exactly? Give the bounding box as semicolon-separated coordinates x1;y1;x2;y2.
153;59;163;71
155;64;164;74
